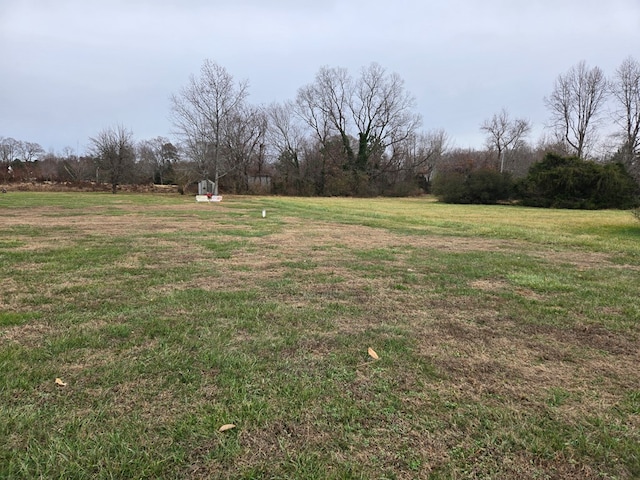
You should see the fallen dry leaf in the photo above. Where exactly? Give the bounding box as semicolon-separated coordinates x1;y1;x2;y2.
54;378;67;386
367;347;379;360
219;424;236;432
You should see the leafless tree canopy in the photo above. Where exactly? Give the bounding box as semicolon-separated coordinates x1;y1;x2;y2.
223;104;268;191
611;56;640;160
480;108;530;172
137;137;178;185
401;129;450;186
170;59;248;194
266;101;306;163
0;137;17;164
544;61;609;159
89;125;135;193
6;57;640;196
295;63;422;193
0;137;44;164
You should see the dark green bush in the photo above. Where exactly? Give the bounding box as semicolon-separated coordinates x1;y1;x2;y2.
517;153;639;209
432;169;513;204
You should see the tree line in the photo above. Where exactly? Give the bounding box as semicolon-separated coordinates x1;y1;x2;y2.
2;57;639;198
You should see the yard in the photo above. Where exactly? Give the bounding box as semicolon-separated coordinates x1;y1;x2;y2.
1;193;638;479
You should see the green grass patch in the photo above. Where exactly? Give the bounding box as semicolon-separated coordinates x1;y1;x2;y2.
1;193;638;479
200;239;247;259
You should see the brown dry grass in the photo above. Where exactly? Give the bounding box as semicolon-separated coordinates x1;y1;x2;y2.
2;198;638;479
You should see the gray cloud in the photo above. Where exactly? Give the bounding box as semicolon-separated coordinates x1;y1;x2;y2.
1;0;638;152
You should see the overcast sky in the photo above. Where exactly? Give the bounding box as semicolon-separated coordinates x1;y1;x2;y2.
1;0;639;154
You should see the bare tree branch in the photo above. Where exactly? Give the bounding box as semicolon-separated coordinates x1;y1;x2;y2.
611;56;640;159
89;125;135;193
170;59;248;194
544;61;608;159
481;108;531;172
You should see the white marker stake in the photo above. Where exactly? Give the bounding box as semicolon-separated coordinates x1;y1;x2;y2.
262;209;266;218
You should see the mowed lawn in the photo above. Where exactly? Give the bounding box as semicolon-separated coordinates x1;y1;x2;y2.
1;192;639;479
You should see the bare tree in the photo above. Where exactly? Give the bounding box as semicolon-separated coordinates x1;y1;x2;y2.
267;101;309;194
170;59;248;195
267;101;306;166
136;141;158;184
545;61;609;159
173;145;202;195
20;142;45;163
402;129;450;189
138;137;178;185
0;137;22;163
0;138;45;164
172;152;200;195
352;63;422;173
295;63;421;194
223;104;268;192
480;108;530;172
57;146;80;181
611;56;640;174
89;125;135;193
296;67;349;153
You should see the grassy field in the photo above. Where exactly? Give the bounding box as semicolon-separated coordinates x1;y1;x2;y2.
1;192;639;479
